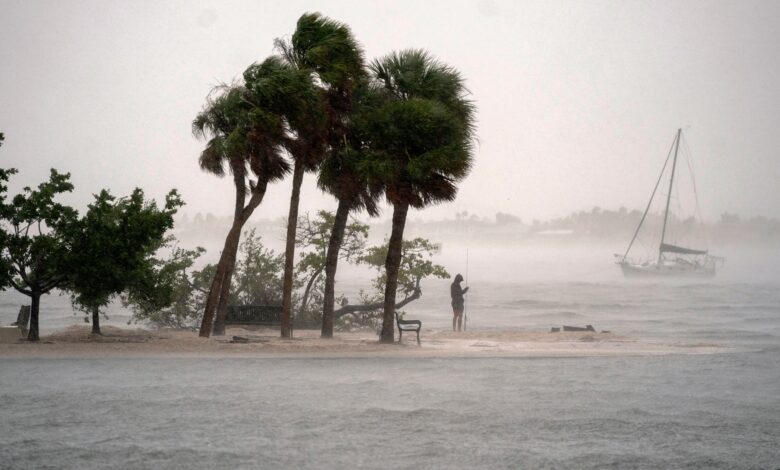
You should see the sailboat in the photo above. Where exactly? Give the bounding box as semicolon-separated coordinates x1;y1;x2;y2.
616;129;723;277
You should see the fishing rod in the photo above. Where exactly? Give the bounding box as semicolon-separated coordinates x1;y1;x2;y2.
464;248;469;331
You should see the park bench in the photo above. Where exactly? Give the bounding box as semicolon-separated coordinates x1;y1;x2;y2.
395;311;421;345
225;305;286;332
0;305;29;341
11;305;32;336
12;305;30;337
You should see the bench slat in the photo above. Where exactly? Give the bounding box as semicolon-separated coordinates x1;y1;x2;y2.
226;305;283;325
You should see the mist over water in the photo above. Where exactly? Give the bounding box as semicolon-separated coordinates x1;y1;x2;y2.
3;236;778;335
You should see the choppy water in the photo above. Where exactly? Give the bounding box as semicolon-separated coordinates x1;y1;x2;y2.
0;353;778;469
1;246;780;469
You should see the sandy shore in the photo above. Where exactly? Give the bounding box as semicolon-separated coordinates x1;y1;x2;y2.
0;325;727;359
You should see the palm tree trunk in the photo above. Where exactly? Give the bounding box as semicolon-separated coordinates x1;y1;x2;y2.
27;292;41;342
211;162;247;335
380;203;409;343
199;261;228;337
199;181;268;338
212;247;238;336
281;162;305;338
231;162;247;220
91;306;101;335
321;199;350;338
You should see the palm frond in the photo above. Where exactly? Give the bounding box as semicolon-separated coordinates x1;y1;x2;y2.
198;139;227;176
292;12;366;87
364;49;477;208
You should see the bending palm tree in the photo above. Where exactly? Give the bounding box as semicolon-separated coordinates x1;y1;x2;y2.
192;86;248;337
317;83;383;338
244;50;326;339
283;13;382;338
193;82;289;338
274;12;365;338
366;49;476;343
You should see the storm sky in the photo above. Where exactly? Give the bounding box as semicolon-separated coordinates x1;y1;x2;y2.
1;0;778;222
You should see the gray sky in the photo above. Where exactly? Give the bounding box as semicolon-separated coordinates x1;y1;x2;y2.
1;0;778;222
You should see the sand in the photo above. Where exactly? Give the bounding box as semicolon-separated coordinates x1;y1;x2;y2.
0;325;727;359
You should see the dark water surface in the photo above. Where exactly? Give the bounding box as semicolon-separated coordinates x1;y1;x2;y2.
1;352;779;469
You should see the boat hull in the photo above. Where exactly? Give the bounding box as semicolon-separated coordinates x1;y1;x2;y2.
618;261;716;278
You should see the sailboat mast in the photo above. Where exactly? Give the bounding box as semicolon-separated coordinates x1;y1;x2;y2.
621;134;678;261
658;128;682;263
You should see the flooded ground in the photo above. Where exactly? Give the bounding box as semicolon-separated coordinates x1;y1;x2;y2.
1;351;778;469
2;246;779;468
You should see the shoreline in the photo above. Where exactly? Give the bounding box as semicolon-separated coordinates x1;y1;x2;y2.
0;325;729;359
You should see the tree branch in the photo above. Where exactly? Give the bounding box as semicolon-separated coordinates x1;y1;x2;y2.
334;288;421;319
12;262;32;288
39;275;66;293
8;278;33;296
186;277;209;295
299;267;323;314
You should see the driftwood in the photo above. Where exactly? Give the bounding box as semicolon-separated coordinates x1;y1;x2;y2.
333;288;421;319
562;325;596;332
230;335;271;344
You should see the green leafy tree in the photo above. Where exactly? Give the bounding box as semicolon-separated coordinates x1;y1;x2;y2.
231;228;284;306
127;230;284;330
365;50;476;342
294;210;368;323
334;237;449;330
359;238;449;299
0;168;77;341
124;245;208;329
66;189;183;335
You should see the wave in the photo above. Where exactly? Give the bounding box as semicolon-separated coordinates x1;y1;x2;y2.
507;299;635;310
522;311;585;320
686;329;776;339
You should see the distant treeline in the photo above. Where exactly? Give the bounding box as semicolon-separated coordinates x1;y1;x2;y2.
175;207;780;246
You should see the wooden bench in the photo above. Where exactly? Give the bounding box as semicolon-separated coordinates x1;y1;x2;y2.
12;305;30;337
1;306;30;342
225;305;285;331
395;312;421;345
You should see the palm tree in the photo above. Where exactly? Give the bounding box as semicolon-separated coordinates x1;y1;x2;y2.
366;49;476;343
316;82;383;338
193;82;289;338
242;48;326;339
281;13;382;338
273;12;366;338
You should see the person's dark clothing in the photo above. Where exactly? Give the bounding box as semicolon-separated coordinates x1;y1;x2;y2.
451;280;467;309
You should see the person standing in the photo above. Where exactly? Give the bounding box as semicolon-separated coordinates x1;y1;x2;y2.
450;274;469;332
